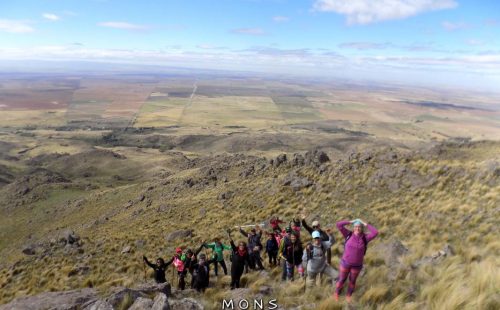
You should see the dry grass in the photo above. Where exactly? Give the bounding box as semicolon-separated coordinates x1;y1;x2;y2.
0;137;498;309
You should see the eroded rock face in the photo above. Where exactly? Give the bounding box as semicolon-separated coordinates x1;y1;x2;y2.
83;299;114;310
151;293;170;310
0;288;97;310
128;297;154;310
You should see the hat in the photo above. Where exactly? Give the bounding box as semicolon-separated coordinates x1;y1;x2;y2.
175;247;183;254
352;220;363;227
312;231;321;239
312;220;320;227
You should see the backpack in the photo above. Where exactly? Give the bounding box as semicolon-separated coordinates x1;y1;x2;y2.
344;232;368;255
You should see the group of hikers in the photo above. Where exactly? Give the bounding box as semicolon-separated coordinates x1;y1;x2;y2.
142;215;378;302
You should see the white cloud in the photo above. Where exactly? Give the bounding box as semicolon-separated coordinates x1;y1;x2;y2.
98;21;149;30
441;21;469;31
196;44;227;50
42;13;60;21
0;19;34;33
273;16;289;23
313;0;457;25
230;28;266;35
339;42;390;50
465;39;483;46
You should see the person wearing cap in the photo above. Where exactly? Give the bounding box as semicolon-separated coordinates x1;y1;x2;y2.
239;225;263;270
303;230;338;289
190;252;217;292
334;219;378;302
301;215;333;264
203;237;231;276
171;247;187;290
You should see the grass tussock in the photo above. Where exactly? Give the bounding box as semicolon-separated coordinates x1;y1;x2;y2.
0;141;498;309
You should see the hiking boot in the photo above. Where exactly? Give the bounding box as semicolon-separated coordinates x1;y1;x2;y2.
333;293;339;302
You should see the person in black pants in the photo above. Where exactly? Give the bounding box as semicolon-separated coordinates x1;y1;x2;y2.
184;244;205;289
239;226;263;270
227;230;250;289
143;256;169;283
190;253;217;292
264;232;279;266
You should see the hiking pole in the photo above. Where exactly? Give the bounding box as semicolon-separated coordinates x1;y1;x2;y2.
234;223;266;228
171;265;175;286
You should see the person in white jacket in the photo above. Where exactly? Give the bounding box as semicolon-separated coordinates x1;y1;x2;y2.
303;230;338;288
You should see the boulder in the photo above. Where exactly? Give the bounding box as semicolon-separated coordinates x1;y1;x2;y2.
121;246;132;254
227;288;251;307
129;297;154;310
135;282;172;297
169;298;203;310
258;285;273;295
166;230;193;242
239;166;255;177
375;240;409;266
0;288;97;310
412;244;455;268
274;154;287;167
59;229;80;245
304;150;330;167
291;154;305;167
22;244;36;255
218;191;233;200
83;299;113;310
152;293;170;310
105;287;148;308
282;174;313;191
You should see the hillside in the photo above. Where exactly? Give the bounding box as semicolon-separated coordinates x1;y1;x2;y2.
0;139;498;309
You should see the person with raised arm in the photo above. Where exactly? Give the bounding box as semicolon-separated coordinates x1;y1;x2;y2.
334;219;378;303
227;229;250;289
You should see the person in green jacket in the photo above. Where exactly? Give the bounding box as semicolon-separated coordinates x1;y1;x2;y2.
204;237;231;276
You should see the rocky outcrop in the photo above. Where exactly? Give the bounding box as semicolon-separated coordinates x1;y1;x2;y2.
282;173;313;191
128;297;154;309
152;293;170;310
412;244;455;268
165;229;193;242
0;288;97;310
169;297;204;310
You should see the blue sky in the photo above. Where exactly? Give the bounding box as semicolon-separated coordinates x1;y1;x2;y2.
0;0;499;90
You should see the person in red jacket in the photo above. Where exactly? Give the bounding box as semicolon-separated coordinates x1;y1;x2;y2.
334;219;378;303
270;216;284;233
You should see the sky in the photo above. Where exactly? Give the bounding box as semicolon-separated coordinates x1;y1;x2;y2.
0;0;499;90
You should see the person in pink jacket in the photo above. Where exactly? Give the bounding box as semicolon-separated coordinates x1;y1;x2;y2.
334;219;378;302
